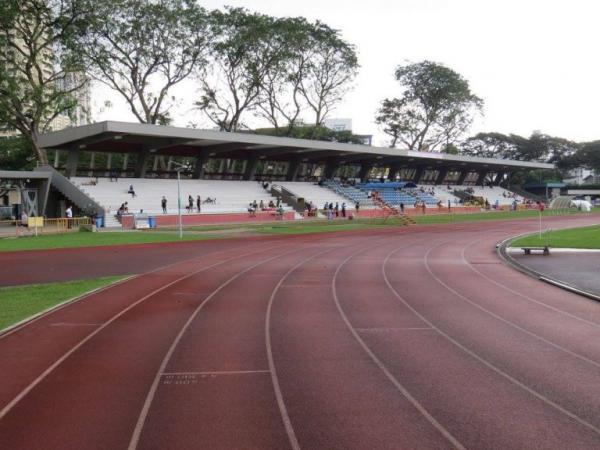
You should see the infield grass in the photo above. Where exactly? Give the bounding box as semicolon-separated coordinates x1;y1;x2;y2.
0;208;595;252
510;224;600;249
0;276;126;331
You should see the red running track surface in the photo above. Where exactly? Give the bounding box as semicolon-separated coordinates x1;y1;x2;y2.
1;214;600;449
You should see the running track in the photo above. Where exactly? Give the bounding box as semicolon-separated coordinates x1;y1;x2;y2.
1;215;600;449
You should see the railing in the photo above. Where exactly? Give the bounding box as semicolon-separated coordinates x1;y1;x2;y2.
0;217;92;237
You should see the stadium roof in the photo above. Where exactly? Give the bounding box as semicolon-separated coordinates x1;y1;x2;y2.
38;121;554;172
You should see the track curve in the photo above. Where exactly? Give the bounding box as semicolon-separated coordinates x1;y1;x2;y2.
1;215;600;449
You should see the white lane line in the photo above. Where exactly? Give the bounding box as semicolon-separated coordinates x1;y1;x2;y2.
383;246;600;438
127;246;301;450
462;239;600;328
0;241;263;340
0;243;282;421
50;323;103;327
333;246;467;450
355;327;434;332
424;242;600;370
266;248;335;450
162;370;270;376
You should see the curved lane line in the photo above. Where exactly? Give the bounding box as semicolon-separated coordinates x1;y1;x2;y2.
266;247;341;450
382;245;600;438
127;245;305;450
0;243;285;421
331;239;467;450
424;241;600;369
461;238;600;328
0;241;264;340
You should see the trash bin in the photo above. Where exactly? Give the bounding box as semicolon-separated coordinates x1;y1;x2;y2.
95;217;104;228
148;216;156;228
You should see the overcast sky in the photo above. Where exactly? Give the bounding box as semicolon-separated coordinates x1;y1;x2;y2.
94;0;600;146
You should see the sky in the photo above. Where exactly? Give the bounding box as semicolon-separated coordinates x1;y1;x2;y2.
93;0;600;146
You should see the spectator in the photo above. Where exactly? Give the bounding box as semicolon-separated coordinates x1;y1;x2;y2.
196;195;201;212
448;199;451;211
128;184;136;198
161;196;167;214
188;195;194;213
421;202;426;214
66;205;73;228
268;200;275;208
20;210;28;227
109;170;118;182
335;202;339;217
400;202;405;214
252;200;258;209
355;201;360;214
259;200;265;210
341;202;346;218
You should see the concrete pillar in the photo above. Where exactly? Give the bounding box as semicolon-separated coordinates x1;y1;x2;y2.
134;150;150;178
435;168;449;185
65;149;80;178
53;149;61;168
387;164;401;181
476;170;488;186
243;158;258;181
494;171;505;185
194;155;208;179
286;159;301;181
358;163;373;182
457;171;469;185
412;167;425;184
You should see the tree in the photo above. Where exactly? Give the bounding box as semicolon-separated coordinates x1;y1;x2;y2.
571;141;600;171
254;124;365;144
196;8;286;131
460;132;520;159
375;61;482;151
0;0;90;164
0;137;35;170
298;23;358;127
79;0;210;125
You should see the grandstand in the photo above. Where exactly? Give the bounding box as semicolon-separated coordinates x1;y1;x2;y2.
9;120;552;223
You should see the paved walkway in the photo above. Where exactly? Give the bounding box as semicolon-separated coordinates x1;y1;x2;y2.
511;251;600;297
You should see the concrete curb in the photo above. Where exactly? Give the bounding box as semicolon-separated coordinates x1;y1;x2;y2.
497;236;600;303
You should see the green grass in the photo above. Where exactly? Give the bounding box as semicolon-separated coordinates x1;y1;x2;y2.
0;208;595;252
0;276;125;331
0;231;220;252
510;225;600;249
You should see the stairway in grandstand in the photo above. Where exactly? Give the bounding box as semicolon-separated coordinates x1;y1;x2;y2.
369;192;416;225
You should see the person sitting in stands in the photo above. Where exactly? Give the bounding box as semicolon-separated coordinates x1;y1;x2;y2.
128;185;136;198
268;200;275;208
252;200;258;210
259;200;265;210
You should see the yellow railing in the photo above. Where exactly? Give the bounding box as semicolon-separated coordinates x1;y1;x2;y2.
0;217;92;237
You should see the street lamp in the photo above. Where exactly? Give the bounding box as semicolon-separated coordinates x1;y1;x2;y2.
171;161;190;239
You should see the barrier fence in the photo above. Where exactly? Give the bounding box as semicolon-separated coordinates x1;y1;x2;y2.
0;217;91;237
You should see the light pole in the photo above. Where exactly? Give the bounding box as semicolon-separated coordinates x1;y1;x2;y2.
171;161;189;239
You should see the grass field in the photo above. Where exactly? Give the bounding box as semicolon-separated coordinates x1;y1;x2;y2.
510;224;600;249
0;208;594;252
0;276;125;331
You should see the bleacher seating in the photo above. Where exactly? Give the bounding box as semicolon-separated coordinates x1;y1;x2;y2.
452;185;523;206
71;178;291;216
324;181;376;207
276;182;355;210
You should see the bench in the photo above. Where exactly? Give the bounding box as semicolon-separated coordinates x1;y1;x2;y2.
522;246;550;255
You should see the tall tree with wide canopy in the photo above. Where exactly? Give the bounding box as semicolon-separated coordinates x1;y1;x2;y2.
376;61;482;151
0;0;90;164
79;0;210;125
196;8;287;132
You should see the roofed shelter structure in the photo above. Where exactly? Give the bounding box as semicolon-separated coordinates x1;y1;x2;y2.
38;121;554;184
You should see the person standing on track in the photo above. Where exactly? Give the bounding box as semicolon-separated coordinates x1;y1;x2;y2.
196;195;201;213
341;202;346;218
161;196;167;214
188;195;194;213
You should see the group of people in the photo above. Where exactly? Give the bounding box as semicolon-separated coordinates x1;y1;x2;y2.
248;198;280;214
158;195;217;214
321;201;350;220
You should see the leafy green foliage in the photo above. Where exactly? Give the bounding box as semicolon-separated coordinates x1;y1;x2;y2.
254;125;365;144
78;0;211;124
376;61;482;151
0;137;36;170
0;0;90;164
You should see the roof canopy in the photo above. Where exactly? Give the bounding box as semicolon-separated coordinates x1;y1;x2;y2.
39;121;554;173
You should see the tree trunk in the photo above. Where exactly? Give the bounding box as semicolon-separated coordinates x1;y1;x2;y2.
31;136;49;166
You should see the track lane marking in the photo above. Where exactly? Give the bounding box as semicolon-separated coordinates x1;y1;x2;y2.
0;243;285;420
424;241;600;370
383;246;600;438
331;240;467;450
162;370;270;376
127;245;304;450
462;239;600;328
266;247;338;450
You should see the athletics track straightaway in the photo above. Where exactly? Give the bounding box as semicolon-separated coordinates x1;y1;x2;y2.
1;215;600;449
